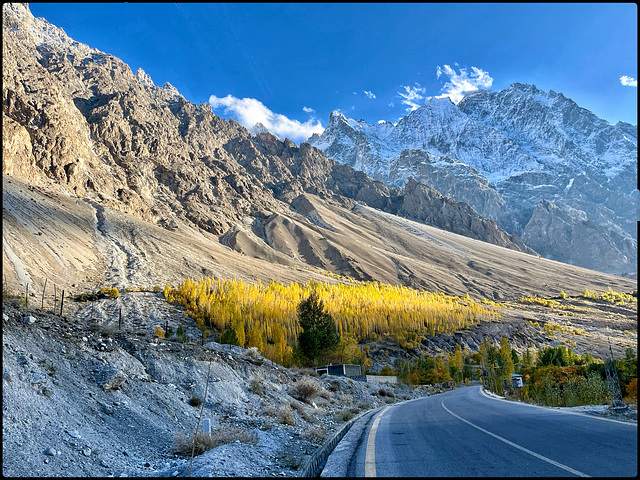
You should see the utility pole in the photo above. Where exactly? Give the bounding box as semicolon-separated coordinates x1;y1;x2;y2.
604;342;625;408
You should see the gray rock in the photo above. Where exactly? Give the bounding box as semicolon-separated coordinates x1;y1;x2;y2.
94;365;127;391
22;315;36;325
45;448;57;456
41;387;54;398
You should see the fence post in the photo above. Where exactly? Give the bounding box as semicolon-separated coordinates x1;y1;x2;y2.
60;290;65;316
41;278;47;310
119;308;122;330
25;283;29;308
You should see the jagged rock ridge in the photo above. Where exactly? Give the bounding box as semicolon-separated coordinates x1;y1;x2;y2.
3;1;534;292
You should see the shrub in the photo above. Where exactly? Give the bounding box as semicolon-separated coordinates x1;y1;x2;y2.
277;405;295;426
173;427;258;456
281;453;303;470
328;380;340;392
624;378;638;402
337;409;353;422
176;324;187;343
243;346;263;365
263;406;278;417
302;426;327;444
154;326;165;338
522;367;609;407
518;295;560;308
248;377;263;396
188;396;202;407
75;291;105;302
173;431;216;456
318;389;332;400
290;375;320;403
210;426;258;448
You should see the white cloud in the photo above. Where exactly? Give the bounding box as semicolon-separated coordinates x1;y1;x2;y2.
620;75;637;87
363;90;376;99
303;106;315;113
435;64;493;104
209;94;324;142
398;84;426;112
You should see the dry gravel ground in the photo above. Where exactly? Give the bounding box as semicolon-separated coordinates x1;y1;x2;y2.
2;294;431;478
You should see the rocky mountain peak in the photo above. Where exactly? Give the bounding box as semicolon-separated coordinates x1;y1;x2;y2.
250;122;272;136
135;68;154;87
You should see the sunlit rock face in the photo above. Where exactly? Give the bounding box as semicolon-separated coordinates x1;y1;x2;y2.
3;2;530;266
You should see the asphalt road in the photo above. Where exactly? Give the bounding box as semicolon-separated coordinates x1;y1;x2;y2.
327;385;637;477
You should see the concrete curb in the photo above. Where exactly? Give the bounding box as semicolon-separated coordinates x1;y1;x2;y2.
298;407;382;477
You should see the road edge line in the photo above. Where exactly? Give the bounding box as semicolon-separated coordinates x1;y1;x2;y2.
364;405;391;477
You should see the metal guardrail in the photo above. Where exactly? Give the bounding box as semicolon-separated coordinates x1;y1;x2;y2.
297;407;380;477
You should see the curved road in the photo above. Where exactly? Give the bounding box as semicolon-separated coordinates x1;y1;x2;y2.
333;386;637;477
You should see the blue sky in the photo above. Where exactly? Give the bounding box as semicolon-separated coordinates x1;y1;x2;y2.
29;3;637;142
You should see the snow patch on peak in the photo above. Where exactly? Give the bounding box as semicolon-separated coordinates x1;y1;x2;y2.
251;122;275;137
135;68;154;87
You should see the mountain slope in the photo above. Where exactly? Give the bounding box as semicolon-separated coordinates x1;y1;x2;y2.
2;3;548;295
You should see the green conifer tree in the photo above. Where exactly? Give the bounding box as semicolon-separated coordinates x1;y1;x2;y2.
297;293;339;366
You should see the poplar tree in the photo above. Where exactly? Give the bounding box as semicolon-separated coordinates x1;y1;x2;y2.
499;336;515;380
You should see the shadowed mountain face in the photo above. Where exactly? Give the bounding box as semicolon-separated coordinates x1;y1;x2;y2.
308;85;638;275
2;3;636;300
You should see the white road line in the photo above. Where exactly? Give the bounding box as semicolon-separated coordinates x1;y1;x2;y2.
441;400;590;477
364;405;391;477
479;388;638;426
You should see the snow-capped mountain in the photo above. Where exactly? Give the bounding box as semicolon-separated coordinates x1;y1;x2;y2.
306;84;638;274
459;83;637;194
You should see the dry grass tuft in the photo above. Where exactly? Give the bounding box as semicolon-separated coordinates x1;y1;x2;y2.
290;375;321;403
248;376;263;396
173;426;258;456
277;405;295;426
302;426;327;444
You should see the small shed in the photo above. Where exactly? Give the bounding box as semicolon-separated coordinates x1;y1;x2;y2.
314;364;362;377
511;374;524;388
